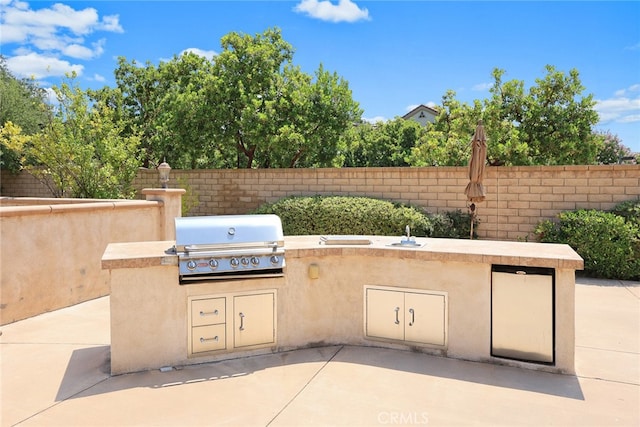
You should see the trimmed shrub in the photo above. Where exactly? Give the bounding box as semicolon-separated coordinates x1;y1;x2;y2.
609;198;640;231
252;195;476;239
535;209;640;280
431;209;478;239
252;195;433;236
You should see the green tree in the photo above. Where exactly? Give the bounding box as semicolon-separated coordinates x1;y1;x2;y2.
341;118;426;167
6;74;141;198
486;66;600;165
208;28;361;168
594;130;632;164
100;28;359;169
0;57;51;171
409;91;479;166
408;66;602;167
93;56;177;168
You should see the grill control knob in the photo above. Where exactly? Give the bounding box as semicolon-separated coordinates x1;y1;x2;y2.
250;256;260;266
230;258;240;268
270;255;280;266
186;260;197;271
241;257;250;267
209;259;219;270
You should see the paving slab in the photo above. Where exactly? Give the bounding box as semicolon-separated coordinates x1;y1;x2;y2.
1;278;638;427
271;346;638;426
16;347;341;427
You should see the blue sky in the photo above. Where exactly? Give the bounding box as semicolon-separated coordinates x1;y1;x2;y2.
2;0;639;152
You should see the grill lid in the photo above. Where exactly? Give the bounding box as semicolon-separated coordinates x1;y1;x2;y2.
175;214;284;253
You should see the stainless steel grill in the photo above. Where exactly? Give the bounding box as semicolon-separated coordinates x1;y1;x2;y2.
174;214;285;283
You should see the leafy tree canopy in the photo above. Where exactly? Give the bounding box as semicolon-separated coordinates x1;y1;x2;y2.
342;65;607;167
0;56;51;171
4;74;141;198
96;27;361;169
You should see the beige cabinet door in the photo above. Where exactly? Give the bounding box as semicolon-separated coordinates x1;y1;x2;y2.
366;288;405;341
233;292;275;348
404;292;446;345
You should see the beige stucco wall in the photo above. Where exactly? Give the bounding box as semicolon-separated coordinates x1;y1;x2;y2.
106;237;579;375
0;201;163;325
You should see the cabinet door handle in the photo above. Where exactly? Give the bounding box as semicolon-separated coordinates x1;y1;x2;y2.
200;336;219;343
239;312;245;331
408;308;415;326
394;307;400;324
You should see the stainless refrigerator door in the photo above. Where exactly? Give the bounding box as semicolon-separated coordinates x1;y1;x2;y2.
491;270;554;363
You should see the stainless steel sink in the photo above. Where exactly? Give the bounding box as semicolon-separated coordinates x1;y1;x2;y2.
387;239;424;248
386;226;424;247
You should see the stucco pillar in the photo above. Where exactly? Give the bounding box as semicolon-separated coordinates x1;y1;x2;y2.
141;188;186;241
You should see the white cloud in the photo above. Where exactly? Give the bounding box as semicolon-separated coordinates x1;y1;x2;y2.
5;52;83;79
180;48;218;61
624;42;640;51
62;38;105;59
618;114;640;124
363;116;386;124
62;43;93;59
472;82;492;91
595;84;640;124
98;15;124;33
1;1;122;79
90;73;106;82
4;3;88;39
405;102;438;112
294;0;370;23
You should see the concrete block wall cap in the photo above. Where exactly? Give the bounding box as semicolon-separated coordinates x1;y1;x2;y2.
141;188;187;195
0;205;53;217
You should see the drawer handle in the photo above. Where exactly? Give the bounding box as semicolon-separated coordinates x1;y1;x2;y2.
239;312;245;331
394;307;400;325
200;309;219;316
408;308;415;326
200;336;219;343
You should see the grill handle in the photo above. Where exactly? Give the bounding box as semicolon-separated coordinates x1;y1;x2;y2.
182;241;282;252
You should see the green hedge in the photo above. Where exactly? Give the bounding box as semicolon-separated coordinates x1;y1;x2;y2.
535;199;640;280
251;195;476;239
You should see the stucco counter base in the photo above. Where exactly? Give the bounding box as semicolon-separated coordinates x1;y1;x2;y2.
103;236;583;375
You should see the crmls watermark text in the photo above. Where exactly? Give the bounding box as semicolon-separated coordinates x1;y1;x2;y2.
377;411;429;425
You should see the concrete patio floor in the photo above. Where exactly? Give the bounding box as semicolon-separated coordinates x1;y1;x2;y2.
1;276;638;426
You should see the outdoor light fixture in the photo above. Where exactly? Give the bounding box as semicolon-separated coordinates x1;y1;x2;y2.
158;160;171;188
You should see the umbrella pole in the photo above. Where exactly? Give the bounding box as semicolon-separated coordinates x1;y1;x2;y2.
470;217;474;239
469;203;476;240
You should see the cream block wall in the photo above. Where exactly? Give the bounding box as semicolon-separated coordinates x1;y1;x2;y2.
142;165;637;241
4;165;638;241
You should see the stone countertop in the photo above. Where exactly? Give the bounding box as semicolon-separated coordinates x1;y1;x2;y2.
102;240;178;270
102;236;584;270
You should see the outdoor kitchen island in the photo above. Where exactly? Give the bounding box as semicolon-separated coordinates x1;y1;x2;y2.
102;235;583;376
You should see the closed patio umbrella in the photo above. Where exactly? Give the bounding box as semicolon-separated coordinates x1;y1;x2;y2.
464;120;487;238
